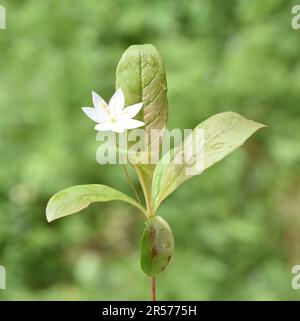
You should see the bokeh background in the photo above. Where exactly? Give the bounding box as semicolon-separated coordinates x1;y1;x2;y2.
1;0;300;300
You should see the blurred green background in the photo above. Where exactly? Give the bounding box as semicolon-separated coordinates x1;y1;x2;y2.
1;0;300;300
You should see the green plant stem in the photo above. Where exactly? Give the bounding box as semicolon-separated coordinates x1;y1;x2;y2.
132;164;153;218
151;276;156;301
122;164;142;205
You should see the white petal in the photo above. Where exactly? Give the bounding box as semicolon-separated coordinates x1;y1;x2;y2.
110;122;125;133
82;107;104;123
122;118;145;129
109;88;125;114
92;91;109;120
95;123;111;131
92;91;107;109
122;102;143;119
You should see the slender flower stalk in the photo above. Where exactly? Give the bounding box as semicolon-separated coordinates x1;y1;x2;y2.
122;164;142;205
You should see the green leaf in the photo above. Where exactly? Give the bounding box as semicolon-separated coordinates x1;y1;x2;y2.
116;44;169;212
152;112;266;210
116;44;168;139
46;184;146;222
140;216;174;276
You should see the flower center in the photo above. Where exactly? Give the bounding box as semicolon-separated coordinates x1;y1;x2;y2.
110;116;117;123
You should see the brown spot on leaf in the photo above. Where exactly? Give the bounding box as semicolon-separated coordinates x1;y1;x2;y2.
152;247;158;258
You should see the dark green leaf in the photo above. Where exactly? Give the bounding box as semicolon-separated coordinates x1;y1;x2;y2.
140;216;174;276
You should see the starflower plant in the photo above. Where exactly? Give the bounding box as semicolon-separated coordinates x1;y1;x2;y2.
46;44;265;300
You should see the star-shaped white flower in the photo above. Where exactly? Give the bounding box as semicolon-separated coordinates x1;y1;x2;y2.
82;89;144;133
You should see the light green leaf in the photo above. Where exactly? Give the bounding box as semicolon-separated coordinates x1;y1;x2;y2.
140;216;174;276
46;184;146;222
152;112;266;210
116;44;169;211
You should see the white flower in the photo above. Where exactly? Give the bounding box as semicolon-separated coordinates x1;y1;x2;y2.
82;89;144;133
